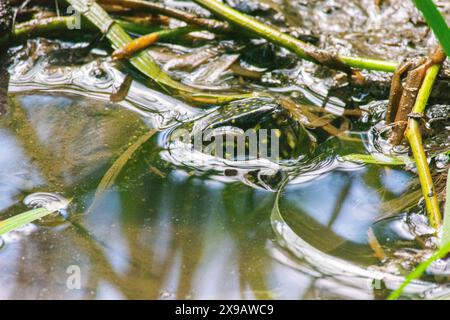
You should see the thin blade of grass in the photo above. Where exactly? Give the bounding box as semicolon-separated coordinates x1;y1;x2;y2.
388;167;450;300
412;0;450;56
387;240;450;300
0;207;55;236
95;129;157;198
87;129;157;214
340;154;407;166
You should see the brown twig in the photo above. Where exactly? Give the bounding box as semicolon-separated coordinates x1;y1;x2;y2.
388;46;445;145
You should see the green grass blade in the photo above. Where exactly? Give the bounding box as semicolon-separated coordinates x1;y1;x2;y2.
95;129;157;198
86;129;157;213
387;240;450;300
388;167;450;300
0;208;55;236
340;154;406;165
412;0;450;56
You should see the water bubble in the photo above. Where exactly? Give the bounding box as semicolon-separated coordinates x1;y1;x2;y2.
89;65;109;81
23;192;70;218
366;121;409;156
435;153;449;171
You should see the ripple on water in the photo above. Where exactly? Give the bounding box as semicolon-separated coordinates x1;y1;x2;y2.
1;192;72;244
159;96;345;190
0;192;71;246
23;192;70;217
8;39;199;129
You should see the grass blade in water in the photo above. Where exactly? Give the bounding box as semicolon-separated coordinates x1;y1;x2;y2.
87;129;158;214
340;154;406;166
0;208;55;236
95;129;157;198
387;241;450;300
388;168;450;300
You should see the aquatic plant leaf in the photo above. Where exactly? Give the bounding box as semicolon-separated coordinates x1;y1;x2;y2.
0;208;55;236
340;154;406;166
412;0;450;56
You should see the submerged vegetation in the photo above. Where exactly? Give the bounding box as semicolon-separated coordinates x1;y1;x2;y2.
0;0;449;299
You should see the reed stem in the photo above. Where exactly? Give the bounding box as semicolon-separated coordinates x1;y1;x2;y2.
405;62;443;228
99;0;233;34
12;16;91;41
193;0;397;73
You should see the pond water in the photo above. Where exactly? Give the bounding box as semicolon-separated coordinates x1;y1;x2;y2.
0;0;449;300
0;91;415;299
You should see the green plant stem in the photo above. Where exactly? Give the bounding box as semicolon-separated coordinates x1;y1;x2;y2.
193;0;397;72
13;16;92;41
405;63;443;229
340;154;407;166
98;0;233;33
115;19;161;35
8;16;188;43
10;0;233;33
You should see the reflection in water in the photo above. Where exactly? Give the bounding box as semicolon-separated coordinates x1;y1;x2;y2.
0;38;443;300
0;91;432;299
271;180;435;299
0;93;317;299
0;129;44;212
